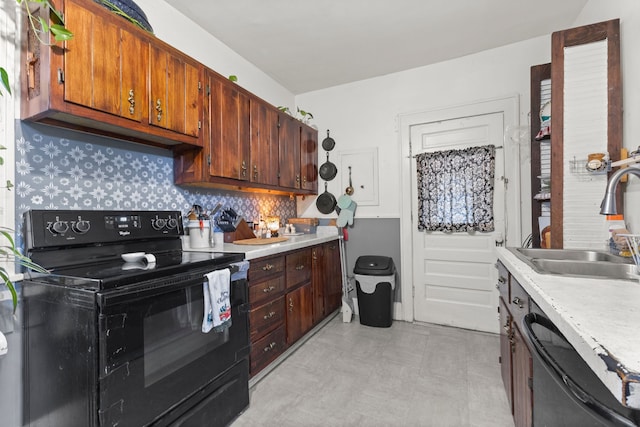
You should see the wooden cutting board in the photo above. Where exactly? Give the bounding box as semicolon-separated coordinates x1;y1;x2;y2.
232;237;289;245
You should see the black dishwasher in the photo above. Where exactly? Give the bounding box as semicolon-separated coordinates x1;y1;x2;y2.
523;303;640;427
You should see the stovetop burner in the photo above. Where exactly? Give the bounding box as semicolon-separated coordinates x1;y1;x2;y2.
23;209;244;290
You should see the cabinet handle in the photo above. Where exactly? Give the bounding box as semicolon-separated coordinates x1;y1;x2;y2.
263;342;276;352
295;174;300;184
262;264;273;271
512;297;524;309
295;265;305;271
503;322;510;333
263;311;276;320
262;285;276;293
302;176;307;185
128;89;135;115
253;164;258;180
312;251;317;261
155;99;163;122
498;276;506;284
289;297;293;312
241;160;247;177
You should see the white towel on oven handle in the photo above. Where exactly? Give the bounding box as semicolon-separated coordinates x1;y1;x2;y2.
202;268;232;333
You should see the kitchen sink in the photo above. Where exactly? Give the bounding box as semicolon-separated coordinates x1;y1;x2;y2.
508;247;639;281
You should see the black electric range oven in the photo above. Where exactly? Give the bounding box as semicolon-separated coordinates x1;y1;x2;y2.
22;210;250;427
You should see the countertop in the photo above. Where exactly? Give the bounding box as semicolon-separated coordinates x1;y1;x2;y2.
497;247;640;409
182;232;340;260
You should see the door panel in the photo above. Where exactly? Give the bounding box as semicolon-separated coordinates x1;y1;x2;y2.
411;112;505;333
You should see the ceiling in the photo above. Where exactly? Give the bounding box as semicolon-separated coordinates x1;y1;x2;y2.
165;0;588;94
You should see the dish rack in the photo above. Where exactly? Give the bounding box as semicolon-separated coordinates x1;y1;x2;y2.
621;234;640;274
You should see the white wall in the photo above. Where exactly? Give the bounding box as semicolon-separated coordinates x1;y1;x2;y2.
296;36;552;241
297;0;640;239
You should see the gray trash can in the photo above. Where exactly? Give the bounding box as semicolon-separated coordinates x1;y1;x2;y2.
354;256;396;327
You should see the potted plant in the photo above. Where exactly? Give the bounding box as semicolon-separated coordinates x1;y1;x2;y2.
277;106;315;125
0;0;71;311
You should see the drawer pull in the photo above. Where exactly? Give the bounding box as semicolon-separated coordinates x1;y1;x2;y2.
262;264;274;271
295;265;305;271
263;311;276;320
498;276;506;284
512;297;524;309
262;285;276;293
263;342;277;352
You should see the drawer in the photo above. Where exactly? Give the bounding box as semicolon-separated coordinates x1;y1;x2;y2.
249;296;285;341
249;275;286;306
509;276;529;318
248;256;285;283
496;260;509;301
286;248;312;290
250;325;286;376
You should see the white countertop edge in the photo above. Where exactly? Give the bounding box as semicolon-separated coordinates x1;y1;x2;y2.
182;233;340;260
497;247;640;408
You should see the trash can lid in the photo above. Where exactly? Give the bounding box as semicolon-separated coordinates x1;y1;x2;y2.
354;256;395;275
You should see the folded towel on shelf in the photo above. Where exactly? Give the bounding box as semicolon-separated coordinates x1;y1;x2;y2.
202;268;232;333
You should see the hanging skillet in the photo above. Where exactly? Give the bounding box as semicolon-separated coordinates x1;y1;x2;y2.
319;152;338;181
316;182;337;214
322;130;336;151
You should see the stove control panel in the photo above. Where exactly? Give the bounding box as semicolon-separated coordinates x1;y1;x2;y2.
24;210;184;249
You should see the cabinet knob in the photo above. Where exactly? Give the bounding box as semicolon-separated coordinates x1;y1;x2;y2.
155;99;163;122
128;89;135;115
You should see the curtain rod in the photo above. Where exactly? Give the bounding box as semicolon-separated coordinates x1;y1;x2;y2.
411;145;503;158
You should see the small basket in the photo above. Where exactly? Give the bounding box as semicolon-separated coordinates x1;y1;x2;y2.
621;234;640;274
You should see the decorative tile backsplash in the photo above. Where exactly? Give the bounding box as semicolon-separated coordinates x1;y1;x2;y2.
14;122;296;242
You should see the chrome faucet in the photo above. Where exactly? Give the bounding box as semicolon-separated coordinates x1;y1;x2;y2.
600;165;640;215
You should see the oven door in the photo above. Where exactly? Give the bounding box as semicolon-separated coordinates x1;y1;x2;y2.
96;268;249;427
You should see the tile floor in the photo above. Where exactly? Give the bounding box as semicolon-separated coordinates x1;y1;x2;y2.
232;315;515;427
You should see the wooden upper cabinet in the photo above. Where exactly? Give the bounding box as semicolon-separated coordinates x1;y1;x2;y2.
278;113;301;189
207;72;251;180
300;125;318;192
62;0;147;122
149;45;201;138
21;0;203;148
250;100;279;186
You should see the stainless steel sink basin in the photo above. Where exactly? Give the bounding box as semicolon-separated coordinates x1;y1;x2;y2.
515;247;632;263
508;247;639;281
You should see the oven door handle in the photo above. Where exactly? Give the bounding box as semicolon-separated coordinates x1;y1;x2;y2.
522;313;636;427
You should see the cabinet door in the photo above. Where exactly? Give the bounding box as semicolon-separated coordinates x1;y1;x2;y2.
64;0;146;122
512;325;533;427
285;249;312;290
300;125;318;192
149;45;201;138
250;100;279;186
208;74;250;180
286;283;313;345
499;298;513;415
311;245;325;324
323;241;342;314
278;113;301;189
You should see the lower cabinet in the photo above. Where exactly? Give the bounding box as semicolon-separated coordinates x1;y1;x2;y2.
497;261;533;427
248;240;342;377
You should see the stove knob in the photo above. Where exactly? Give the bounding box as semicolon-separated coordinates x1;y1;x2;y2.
152;218;167;230
51;220;69;235
167;218;178;229
73;220;91;234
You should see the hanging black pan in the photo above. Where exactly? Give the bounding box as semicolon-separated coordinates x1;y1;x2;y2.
322;130;336;151
316;182;337;214
319;152;337;181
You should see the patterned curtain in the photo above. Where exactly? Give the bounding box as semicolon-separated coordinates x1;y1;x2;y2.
416;145;495;232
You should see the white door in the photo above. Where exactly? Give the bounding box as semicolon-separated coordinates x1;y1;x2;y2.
411;113;505;333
